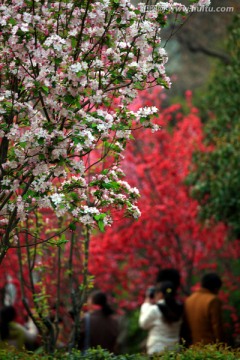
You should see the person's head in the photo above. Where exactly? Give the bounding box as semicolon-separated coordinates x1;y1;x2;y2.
201;273;222;294
88;290;107;307
88;290;114;316
155;281;176;301
155;281;183;323
0;305;16;323
0;305;17;340
156;268;181;291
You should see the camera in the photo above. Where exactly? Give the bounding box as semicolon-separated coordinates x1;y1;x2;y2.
146;286;155;299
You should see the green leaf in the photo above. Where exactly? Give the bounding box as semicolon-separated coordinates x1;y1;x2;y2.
41;86;49;95
39;153;45;161
94;213;106;221
19;141;27;149
64;94;75;105
102;181;120;190
22;189;36;200
71;38;77;48
33;294;50;303
54;58;62;66
69;223;76;231
126;69;136;80
134;82;144;90
98;219;105;232
38;137;44;145
72;193;80;202
9;18;17;26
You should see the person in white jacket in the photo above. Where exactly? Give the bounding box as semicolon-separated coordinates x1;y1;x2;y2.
139;281;183;355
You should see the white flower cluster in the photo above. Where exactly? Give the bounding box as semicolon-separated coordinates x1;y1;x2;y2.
50;193;65;205
0;0;188;240
44;35;67;52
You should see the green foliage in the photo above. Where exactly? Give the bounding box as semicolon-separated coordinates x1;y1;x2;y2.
186;15;240;238
124;310;147;355
57;347;146;360
0;348;146;360
0;345;240;360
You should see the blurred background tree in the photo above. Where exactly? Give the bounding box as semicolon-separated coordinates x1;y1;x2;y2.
187;15;240;239
132;0;239;99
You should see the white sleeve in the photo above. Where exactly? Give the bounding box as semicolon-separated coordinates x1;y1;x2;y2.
24;318;38;337
139;303;158;330
15;323;38;343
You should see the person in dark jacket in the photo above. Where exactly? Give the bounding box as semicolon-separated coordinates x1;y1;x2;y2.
79;290;119;353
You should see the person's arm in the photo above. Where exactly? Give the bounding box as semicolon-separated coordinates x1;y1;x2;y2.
18;322;37;344
139;301;157;330
10;322;37;349
209;298;223;342
24;317;38;338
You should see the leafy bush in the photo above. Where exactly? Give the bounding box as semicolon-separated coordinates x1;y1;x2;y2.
0;347;146;360
57;348;147;360
0;345;240;360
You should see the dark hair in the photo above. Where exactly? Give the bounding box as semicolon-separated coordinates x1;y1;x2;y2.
90;290;114;317
201;273;222;292
0;305;17;340
155;281;183;323
156;268;181;291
